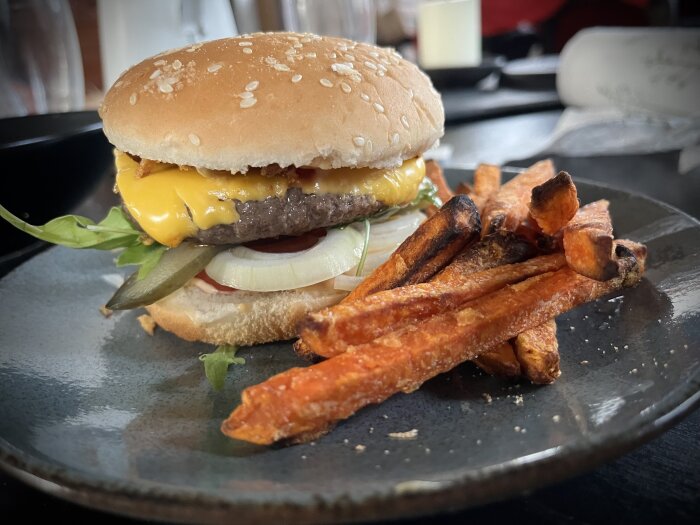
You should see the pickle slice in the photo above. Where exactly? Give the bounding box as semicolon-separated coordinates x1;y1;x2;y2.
106;243;224;310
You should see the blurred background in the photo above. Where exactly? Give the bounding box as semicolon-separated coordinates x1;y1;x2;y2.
1;0;698;117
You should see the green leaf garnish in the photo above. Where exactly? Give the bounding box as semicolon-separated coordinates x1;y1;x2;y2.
0;205;140;250
0;204;168;279
356;218;370;277
369;177;442;223
116;243;168;279
199;345;245;391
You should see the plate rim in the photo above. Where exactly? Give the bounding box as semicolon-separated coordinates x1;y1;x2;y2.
1;176;699;524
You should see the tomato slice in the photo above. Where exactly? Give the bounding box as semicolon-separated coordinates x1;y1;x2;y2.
195;270;238;292
242;229;327;254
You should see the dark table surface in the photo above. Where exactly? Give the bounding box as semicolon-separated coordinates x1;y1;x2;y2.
1;107;698;524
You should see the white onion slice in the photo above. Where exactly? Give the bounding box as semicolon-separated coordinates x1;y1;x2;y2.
205;227;364;292
333;274;364;291
358;210;426;254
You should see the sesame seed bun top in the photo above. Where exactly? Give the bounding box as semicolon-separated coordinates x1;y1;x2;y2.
99;32;444;173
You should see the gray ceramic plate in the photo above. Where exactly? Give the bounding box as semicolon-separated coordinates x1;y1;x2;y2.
0;175;699;524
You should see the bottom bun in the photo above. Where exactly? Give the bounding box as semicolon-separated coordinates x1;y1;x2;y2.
145;281;347;347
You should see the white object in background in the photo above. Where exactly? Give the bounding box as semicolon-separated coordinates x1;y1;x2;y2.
0;0;84;117
286;0;377;44
417;0;481;69
557;27;700;117
97;0;237;89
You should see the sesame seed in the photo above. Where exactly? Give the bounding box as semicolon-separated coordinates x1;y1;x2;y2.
238;41;252;46
330;52;337;59
354;444;366;452
286;35;299;41
305;52;317;58
207;63;222;73
552;415;561;423
353;136;365;146
285;48;296;55
320;78;333;88
369;51;380;58
364;61;377;70
188;133;200;145
392;132;400;144
245;80;259;91
377;70;385;77
300;37;311;43
149;69;162;79
293;42;303;48
129;93;137;105
239;91;254;99
154;59;166;66
265;56;278;65
274;63;291;72
172;59;182;70
373;102;384;113
360;93;370;102
242;47;253;54
159;83;173;93
401;115;410;128
340;82;352;93
366;139;373;151
240;97;257;108
344;54;355;61
291;74;302;83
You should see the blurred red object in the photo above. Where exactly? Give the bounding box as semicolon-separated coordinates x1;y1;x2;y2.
482;0;565;37
482;0;650;44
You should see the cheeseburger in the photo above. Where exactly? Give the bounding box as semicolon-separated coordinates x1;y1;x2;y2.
3;32;444;346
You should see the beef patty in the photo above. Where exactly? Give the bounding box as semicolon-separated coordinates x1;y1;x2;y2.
158;188;383;245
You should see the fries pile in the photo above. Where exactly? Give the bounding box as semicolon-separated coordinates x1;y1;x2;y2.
222;160;647;445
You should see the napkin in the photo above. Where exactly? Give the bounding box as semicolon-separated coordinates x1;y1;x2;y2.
533;27;700;173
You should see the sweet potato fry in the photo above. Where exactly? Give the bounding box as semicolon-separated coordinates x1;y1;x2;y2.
425;159;454;204
473;342;521;377
529;171;579;235
344;195;480;301
299;254;566;357
455;182;472;195
514;319;560;384
481;159;555;237
223;252;645;444
563;199;617;281
468;163;502;214
432;232;535;286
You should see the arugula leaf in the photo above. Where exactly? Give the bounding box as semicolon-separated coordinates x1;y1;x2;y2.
369;178;442;223
0;205;141;250
355;218;371;277
199;345;245;391
116;243;168;279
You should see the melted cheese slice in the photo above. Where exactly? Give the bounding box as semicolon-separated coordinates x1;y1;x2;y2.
115;151;425;247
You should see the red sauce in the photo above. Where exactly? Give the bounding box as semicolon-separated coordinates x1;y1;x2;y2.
242;229;327;254
195;271;238;292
